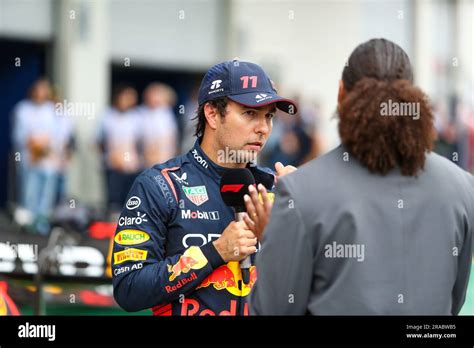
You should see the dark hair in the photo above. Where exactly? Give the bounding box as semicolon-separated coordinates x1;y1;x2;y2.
338;38;436;176
27;77;50;99
112;83;136;104
194;97;229;139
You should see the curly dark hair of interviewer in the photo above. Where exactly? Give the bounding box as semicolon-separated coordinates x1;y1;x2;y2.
338;39;437;176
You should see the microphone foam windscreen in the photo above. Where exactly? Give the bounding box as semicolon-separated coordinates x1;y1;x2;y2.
251;169;275;190
220;168;256;208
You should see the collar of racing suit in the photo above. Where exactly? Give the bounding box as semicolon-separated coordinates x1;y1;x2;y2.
187;140;276;190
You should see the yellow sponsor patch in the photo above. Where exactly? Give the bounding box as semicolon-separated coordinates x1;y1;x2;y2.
258;192;275;203
114;248;148;265
115;230;150;246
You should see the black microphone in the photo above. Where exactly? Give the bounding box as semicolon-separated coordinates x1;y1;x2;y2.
220;168;255;284
250;167;275;191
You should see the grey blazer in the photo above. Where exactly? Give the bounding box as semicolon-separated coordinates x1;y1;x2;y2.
249;145;474;315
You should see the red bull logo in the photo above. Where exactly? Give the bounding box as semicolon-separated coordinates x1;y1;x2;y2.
168;256;198;281
167;246;208;281
180;299;249;316
197;262;257;296
165;272;198;293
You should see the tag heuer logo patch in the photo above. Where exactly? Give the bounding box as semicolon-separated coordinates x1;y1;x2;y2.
182;186;209;206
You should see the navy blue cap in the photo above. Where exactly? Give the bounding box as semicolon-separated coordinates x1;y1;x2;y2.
198;60;297;115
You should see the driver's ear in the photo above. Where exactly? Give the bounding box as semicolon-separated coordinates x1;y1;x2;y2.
204;103;218;131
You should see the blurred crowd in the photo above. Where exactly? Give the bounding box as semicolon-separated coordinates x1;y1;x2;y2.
11;79;75;235
96;83;178;217
433;95;474;172
9;77;474;236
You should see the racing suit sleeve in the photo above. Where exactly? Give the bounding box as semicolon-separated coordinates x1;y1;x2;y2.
112;170;225;312
248;177;313;315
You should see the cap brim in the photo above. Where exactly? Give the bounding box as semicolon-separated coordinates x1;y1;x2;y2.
228;93;298;115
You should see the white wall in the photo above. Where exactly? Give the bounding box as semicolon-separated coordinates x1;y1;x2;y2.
0;0;53;40
54;0;110;206
108;0;228;70
456;0;473;105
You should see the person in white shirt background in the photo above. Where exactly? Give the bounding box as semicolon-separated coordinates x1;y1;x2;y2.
11;78;67;235
180;84;199;154
97;84;143;219
139;83;178;167
51;95;75;205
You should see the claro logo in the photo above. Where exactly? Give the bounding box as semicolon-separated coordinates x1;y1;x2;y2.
118;212;148;227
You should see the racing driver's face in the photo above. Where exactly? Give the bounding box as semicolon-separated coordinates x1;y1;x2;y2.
212;100;276;166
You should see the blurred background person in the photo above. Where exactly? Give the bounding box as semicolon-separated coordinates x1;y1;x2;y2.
259;91;325;168
433;97;460;164
433;93;474;171
262;98;315;167
298;97;325;163
180;84;200;154
97;84;142;219
51;95;75;205
459;90;474;172
11;78;60;235
139;83;178;167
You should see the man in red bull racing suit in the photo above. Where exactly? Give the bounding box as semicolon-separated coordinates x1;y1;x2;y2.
112;59;297;315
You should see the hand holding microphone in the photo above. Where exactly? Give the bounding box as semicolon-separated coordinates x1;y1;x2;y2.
212;221;257;263
215;168;258;284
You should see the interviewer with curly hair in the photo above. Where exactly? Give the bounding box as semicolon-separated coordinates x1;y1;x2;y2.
246;38;474;315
